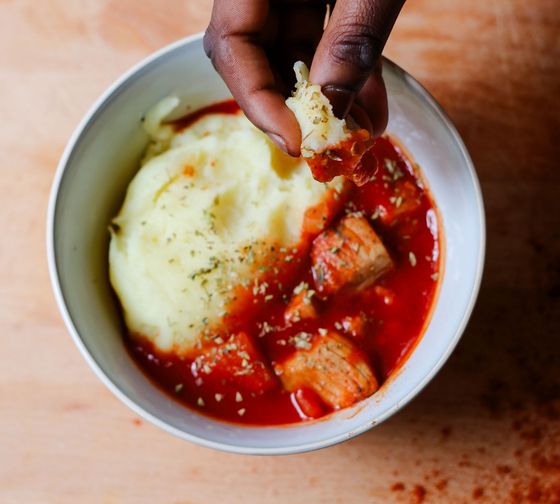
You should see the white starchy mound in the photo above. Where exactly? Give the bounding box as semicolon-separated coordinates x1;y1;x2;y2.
109;98;343;355
286;61;351;158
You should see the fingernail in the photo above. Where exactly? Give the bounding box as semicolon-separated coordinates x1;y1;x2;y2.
322;85;356;119
267;133;288;152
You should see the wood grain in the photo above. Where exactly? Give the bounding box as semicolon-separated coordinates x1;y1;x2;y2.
1;0;559;502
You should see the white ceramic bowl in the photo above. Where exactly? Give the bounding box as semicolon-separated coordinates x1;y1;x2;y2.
47;34;485;455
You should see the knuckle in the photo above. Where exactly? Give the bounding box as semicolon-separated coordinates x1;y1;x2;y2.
329;23;383;73
203;23;237;69
203;25;217;60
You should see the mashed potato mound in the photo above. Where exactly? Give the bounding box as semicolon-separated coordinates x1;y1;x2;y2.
109;99;342;355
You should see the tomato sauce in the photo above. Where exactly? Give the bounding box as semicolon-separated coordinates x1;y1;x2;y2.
125;100;441;425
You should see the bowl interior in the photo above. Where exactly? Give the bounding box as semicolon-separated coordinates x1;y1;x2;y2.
49;35;484;454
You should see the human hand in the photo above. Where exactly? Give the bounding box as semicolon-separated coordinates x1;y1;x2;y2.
203;0;405;156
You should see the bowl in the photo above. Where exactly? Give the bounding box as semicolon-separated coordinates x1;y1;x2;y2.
47;33;485;455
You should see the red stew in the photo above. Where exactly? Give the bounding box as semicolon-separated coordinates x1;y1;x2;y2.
125;100;441;425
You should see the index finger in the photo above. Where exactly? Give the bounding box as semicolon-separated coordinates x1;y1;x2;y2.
204;0;301;155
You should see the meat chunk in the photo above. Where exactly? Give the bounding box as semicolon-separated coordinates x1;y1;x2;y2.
275;331;379;409
377;180;423;226
311;214;393;295
192;332;277;394
302;181;350;236
284;288;319;324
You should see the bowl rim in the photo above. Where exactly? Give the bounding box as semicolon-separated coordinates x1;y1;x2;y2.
47;32;486;455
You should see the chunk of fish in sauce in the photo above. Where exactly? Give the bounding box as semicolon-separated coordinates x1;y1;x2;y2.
192;332;277;394
284;288;319;324
275;331;379;409
311;214;393;296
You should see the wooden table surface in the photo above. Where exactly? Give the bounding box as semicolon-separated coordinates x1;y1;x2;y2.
1;1;559;502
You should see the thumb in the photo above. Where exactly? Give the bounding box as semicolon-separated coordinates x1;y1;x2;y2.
309;0;404;125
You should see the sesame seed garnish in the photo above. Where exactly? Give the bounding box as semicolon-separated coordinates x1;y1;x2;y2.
384;158;397;173
293;332;313;350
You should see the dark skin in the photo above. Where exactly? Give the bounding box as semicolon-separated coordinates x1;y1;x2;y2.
203;0;405;156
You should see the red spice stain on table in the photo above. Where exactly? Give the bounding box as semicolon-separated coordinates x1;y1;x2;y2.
391;482;406;492
411;484;427;503
125;100;441;426
472;487;484;499
385;340;560;502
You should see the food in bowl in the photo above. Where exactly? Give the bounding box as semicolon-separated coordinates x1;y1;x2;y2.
286;62;376;186
109;95;441;425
